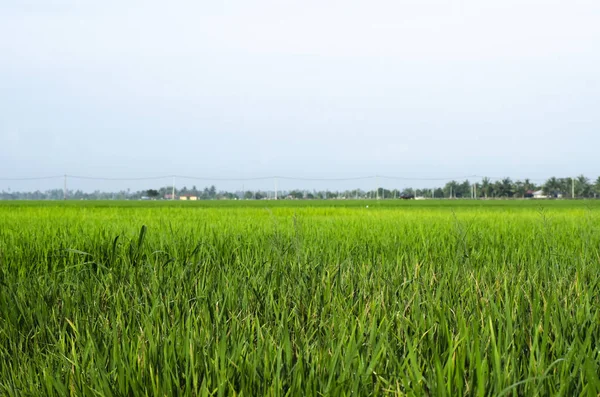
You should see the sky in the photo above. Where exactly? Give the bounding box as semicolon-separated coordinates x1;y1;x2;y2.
1;0;599;192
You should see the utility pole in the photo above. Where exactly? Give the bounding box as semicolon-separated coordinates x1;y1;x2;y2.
63;174;67;200
274;177;278;200
172;176;175;200
376;175;379;200
572;177;575;199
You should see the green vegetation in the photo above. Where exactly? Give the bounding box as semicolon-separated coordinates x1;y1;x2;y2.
3;173;600;200
1;200;599;395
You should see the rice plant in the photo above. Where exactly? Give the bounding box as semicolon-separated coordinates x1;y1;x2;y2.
0;200;599;396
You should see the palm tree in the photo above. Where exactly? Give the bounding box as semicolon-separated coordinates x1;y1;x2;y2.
444;180;460;198
459;180;471;198
575;174;591;198
497;178;513;197
514;180;525;198
481;177;491;199
523;178;536;192
544;177;561;198
557;178;573;198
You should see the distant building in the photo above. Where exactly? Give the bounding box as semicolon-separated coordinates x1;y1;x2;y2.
164;194;175;200
179;194;198;201
533;190;547;199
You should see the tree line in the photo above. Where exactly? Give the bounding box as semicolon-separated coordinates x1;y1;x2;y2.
2;175;600;200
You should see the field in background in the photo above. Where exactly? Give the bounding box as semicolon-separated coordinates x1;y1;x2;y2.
1;200;599;395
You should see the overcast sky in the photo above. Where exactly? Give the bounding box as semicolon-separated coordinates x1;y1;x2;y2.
1;0;599;192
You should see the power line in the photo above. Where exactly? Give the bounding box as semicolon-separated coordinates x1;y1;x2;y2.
0;175;63;181
276;176;376;181
67;175;173;181
1;173;597;183
380;175;478;181
174;175;274;181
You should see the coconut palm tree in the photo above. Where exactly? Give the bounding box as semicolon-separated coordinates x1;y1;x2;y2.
523;178;537;192
544;177;561;198
575;175;591;198
481;177;491;199
497;178;513;197
557;178;574;198
444;180;460;198
514;180;525;198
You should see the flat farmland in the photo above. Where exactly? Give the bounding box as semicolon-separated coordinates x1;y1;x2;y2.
1;200;599;396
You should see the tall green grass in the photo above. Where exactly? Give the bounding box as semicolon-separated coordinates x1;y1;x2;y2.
0;201;599;395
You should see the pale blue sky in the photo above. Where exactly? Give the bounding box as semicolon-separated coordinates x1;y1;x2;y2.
1;0;599;191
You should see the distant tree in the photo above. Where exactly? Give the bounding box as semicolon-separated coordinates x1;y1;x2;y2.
544;177;561;197
444;180;460;198
497;178;513;197
491;181;501;197
221;192;236;200
158;186;170;197
48;189;63;200
458;180;471;198
146;189;159;198
4;175;598;201
523;178;536;192
514;180;525;198
481;177;491;199
201;187;210;199
575;175;591;198
557;178;572;198
400;188;414;197
377;188;394;199
288;190;304;199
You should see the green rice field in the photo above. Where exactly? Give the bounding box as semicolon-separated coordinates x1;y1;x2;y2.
1;200;599;396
